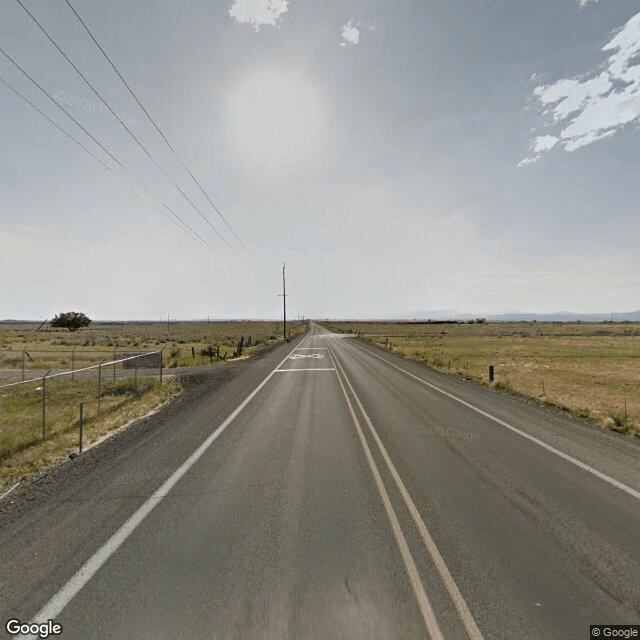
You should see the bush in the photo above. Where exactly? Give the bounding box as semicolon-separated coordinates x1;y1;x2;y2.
200;345;217;363
610;412;629;432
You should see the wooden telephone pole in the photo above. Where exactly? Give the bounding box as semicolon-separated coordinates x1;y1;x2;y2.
278;262;290;340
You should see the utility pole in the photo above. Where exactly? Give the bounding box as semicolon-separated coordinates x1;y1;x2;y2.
278;262;290;340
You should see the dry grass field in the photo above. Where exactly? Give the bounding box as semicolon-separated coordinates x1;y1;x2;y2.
323;320;640;437
0;320;307;381
0;320;307;490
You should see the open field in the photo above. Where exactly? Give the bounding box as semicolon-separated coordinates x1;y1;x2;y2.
322;320;640;436
0;320;307;489
0;320;307;382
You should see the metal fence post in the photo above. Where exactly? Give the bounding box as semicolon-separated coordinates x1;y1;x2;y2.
159;349;163;385
98;363;102;412
489;365;495;382
134;358;138;392
41;370;51;439
21;350;25;382
71;349;75;381
113;350;116;380
79;402;84;454
42;374;46;439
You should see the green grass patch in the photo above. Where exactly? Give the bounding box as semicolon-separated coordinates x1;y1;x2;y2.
0;376;181;488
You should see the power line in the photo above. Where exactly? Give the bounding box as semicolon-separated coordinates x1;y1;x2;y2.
0;46;213;252
0;46;217;253
0;74;111;172
62;0;251;256
130;184;213;251
14;0;235;255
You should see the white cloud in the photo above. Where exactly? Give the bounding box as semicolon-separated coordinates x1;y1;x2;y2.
228;0;289;31
341;21;360;47
535;72;612;121
517;155;538;167
521;11;640;165
533;135;559;152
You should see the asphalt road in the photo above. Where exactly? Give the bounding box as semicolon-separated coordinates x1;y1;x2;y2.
1;323;639;639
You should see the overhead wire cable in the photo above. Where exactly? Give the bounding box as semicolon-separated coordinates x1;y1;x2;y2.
63;0;251;255
14;0;236;255
0;46;216;253
0;74;111;172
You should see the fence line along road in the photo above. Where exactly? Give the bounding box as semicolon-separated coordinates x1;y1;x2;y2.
0;348;165;389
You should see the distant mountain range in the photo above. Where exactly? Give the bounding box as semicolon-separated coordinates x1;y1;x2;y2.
387;309;640;322
3;311;640;323
334;309;640;322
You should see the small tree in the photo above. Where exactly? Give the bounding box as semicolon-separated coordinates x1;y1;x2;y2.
50;311;92;332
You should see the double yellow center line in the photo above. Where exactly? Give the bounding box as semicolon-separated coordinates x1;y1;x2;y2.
325;338;484;640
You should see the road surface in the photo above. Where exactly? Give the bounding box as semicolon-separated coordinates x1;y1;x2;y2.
1;323;639;638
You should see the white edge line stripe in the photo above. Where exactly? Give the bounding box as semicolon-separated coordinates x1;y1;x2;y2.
328;340;483;640
30;333;310;626
325;341;444;640
0;481;20;501
349;340;640;503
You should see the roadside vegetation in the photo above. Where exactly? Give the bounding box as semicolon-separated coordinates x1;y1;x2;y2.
0;377;181;489
0;320;307;380
323;320;640;437
0;320;308;491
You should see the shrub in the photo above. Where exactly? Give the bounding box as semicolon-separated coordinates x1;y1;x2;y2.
610;412;629;432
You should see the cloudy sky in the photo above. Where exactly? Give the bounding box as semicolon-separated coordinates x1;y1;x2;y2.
1;0;639;320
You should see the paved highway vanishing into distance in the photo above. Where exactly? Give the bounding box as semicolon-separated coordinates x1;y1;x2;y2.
1;323;639;638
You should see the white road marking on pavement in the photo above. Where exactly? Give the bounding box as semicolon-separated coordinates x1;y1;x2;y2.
28;334;310;629
289;353;325;359
327;340;484;640
0;481;20;501
349;340;640;503
325;343;445;640
295;347;326;350
275;368;335;372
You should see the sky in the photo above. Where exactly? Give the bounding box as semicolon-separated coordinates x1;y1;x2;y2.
1;0;639;320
